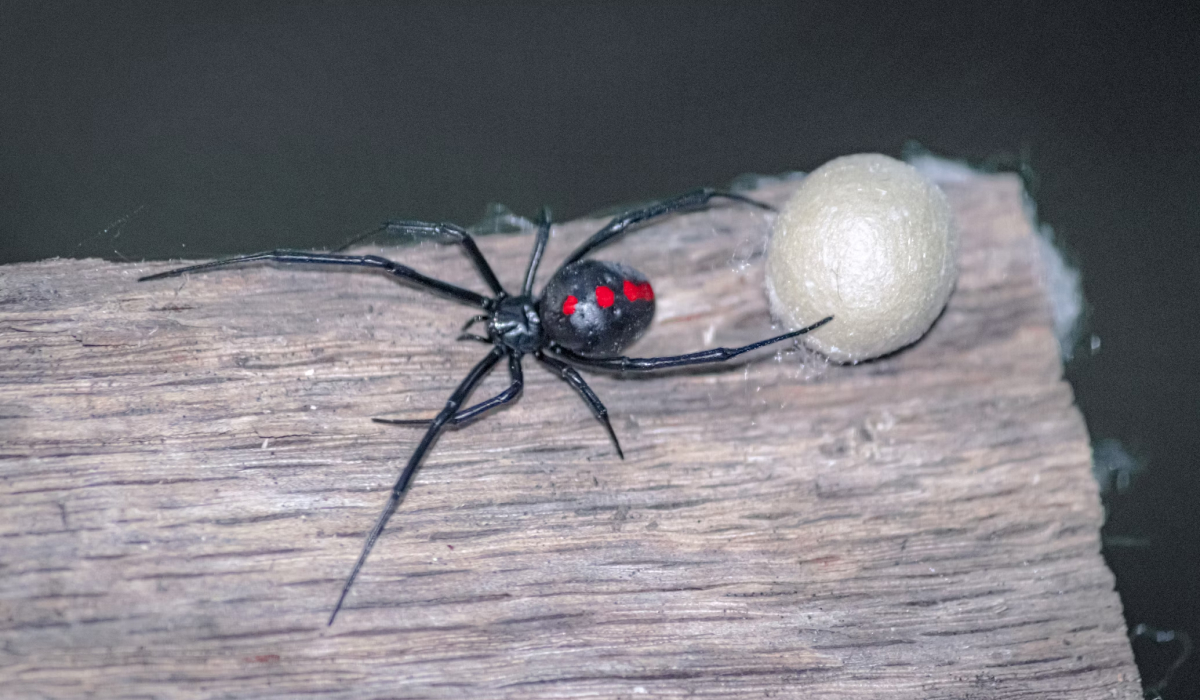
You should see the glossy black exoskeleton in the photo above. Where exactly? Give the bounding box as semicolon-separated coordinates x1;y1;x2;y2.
539;259;655;356
138;188;832;625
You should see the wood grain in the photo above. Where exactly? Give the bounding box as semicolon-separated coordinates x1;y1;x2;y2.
0;175;1140;698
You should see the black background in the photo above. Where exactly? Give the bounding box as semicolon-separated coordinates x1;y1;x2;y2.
2;1;1197;695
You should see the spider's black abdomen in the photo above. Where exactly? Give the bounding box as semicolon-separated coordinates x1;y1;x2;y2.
538;259;655;356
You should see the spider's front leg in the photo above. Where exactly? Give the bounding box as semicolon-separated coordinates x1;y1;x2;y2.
457;314;491;344
337;220;506;296
138;250;492;310
329;346;506;625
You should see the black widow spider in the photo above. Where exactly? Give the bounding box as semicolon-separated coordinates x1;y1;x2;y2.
139;188;832;624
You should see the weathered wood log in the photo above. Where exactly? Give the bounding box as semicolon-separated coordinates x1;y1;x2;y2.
0;175;1140;698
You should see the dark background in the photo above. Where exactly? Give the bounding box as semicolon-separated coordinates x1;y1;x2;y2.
2;1;1197;695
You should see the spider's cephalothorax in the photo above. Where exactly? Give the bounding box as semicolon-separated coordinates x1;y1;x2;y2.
139;188;832;625
489;294;544;353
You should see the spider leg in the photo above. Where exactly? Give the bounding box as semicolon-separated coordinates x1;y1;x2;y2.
562;188;775;267
139;250;491;310
536;351;624;459
373;352;524;429
457;333;493;344
521;208;552;296
456;314;492;344
328;346;504;625
460;314;489;333
550;316;833;372
338;220;506;296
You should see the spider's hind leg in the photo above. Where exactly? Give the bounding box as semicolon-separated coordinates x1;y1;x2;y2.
536;351;624;459
549;316;833;372
562;188;776;266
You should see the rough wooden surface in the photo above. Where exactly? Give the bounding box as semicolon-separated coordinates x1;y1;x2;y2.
0;175;1140;699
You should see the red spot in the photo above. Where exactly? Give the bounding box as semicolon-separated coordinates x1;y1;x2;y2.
595;285;615;308
562;295;578;315
623;279;654;302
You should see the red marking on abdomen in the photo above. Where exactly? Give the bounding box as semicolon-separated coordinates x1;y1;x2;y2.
562;295;578;315
595;285;615;308
623;279;654;302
